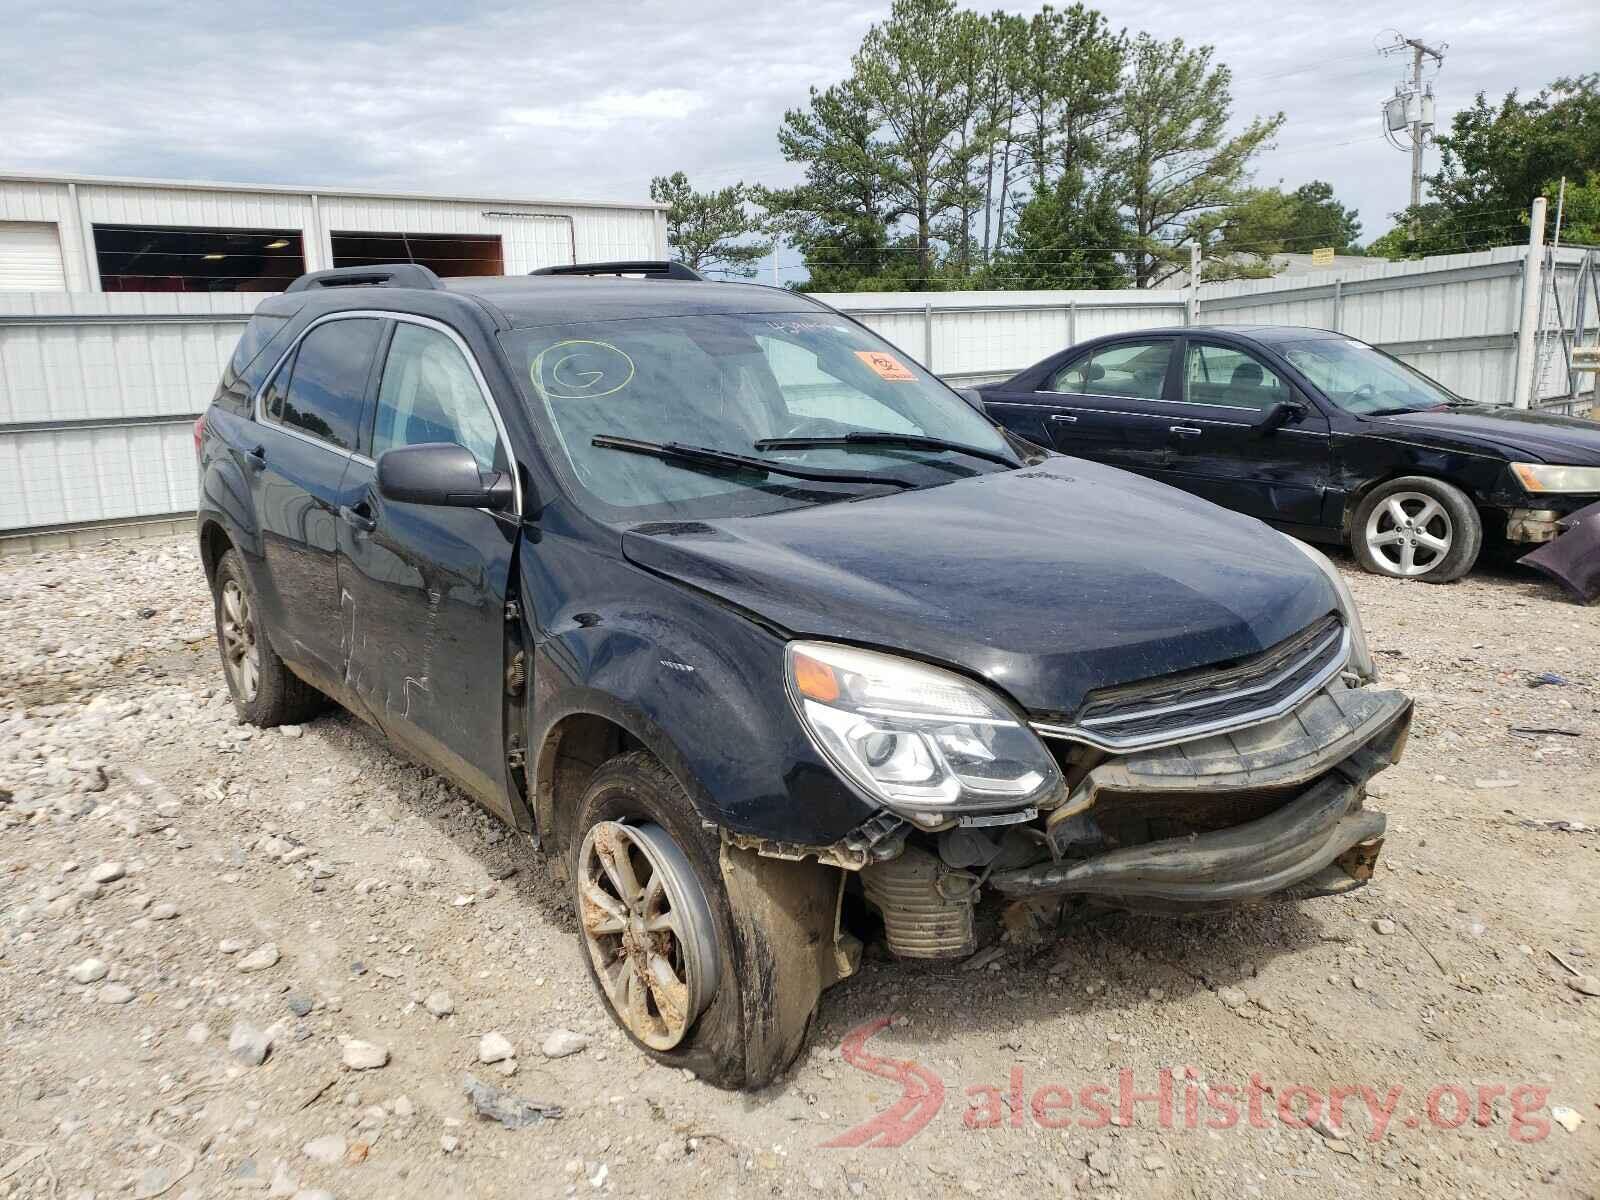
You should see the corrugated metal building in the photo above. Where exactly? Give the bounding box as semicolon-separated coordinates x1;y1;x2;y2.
0;170;665;548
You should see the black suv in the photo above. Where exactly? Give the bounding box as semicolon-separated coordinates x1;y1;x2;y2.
196;261;1412;1087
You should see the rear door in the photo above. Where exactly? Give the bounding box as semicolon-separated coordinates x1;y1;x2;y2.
248;315;384;690
1158;338;1331;526
335;317;521;819
987;338;1179;478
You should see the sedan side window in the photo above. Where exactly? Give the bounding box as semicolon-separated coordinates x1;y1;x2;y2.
373;323;503;471
273;318;382;450
1184;344;1291;413
1048;341;1172;401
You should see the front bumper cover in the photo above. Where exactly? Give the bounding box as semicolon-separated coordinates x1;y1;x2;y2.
989;689;1410;903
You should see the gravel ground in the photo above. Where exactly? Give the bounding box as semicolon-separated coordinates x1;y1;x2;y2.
1;534;1597;1200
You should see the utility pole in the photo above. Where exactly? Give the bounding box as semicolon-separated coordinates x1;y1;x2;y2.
1380;33;1445;234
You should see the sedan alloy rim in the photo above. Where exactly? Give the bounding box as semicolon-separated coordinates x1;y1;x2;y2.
577;820;719;1050
219;579;261;700
1365;491;1453;578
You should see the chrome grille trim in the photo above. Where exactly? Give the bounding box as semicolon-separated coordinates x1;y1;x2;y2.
1031;620;1351;753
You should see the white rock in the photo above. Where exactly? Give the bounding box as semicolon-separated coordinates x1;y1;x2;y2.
150;902;178;921
541;1029;589;1059
1217;986;1248;1010
238;942;281;973
424;989;454;1017
342;1039;389;1070
279;725;305;739
229;1021;275;1066
1371;918;1397;935
90;862;125;884
301;1135;346;1164
219;938;245;954
69;957;108;984
478;1031;515;1064
185;1023;210;1044
392;1095;416;1118
292;1191;335;1200
1552;1106;1583;1133
99;982;135;1004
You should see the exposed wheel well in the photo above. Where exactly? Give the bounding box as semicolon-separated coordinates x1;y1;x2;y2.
535;713;641;870
198;521;234;584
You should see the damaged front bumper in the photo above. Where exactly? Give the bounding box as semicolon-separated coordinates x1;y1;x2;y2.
989;685;1411;904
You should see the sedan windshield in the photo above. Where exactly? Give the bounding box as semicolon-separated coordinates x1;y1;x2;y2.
1279;336;1459;415
501;311;1015;519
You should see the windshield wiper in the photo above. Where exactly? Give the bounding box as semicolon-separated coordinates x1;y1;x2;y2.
753;432;1019;468
590;435;917;490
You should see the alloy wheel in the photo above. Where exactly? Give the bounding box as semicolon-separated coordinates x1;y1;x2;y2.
1364;491;1453;578
219;579;261;701
577;820;719;1050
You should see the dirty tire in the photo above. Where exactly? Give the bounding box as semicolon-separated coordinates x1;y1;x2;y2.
570;751;779;1089
212;549;324;726
1351;476;1481;583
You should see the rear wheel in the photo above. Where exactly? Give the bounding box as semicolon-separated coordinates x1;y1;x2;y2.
1351;477;1481;583
212;550;324;726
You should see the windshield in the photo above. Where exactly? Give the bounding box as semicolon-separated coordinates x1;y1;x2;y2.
1278;336;1459;415
501;311;1014;520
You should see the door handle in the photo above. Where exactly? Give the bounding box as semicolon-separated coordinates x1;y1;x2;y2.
1169;425;1203;437
242;445;266;471
1049;413;1078;423
339;502;377;533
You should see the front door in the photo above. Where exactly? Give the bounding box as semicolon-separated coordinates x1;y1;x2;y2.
248;315;384;690
336;318;520;819
1158;339;1331;526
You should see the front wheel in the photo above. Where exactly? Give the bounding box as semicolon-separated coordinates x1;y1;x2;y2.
1351;477;1481;583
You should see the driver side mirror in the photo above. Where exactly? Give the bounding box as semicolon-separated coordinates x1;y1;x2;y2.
377;442;513;510
1255;400;1307;435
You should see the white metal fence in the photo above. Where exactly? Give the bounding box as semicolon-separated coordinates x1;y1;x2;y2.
2;245;1596;549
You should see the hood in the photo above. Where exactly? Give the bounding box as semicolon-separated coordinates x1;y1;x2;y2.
621;458;1338;717
1372;406;1600;465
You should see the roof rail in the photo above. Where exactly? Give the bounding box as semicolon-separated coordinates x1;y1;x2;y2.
285;264;443;293
530;260;704;281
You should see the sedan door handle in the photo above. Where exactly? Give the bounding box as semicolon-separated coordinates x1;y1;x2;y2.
1169;425;1203;437
339;503;377;533
242;445;266;471
1049;413;1078;423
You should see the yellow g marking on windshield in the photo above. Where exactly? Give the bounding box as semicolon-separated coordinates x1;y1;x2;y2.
530;339;635;400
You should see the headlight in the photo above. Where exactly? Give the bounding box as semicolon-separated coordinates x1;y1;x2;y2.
1510;462;1600;494
785;641;1063;826
1282;537;1378;683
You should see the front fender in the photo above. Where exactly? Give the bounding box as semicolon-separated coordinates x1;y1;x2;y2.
526;573;877;850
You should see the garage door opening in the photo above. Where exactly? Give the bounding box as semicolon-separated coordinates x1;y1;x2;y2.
330;232;504;277
94;225;305;292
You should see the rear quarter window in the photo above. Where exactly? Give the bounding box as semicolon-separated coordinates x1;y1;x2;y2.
213;314;290;414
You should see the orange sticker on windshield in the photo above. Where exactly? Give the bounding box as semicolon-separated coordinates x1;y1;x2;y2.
855;350;916;381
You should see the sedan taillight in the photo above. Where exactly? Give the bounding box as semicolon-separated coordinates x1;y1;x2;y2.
193;413;206;457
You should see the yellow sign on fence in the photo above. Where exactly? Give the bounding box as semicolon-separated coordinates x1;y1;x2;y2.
1310;247;1336;266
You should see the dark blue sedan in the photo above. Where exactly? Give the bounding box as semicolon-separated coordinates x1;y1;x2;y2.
979;325;1600;582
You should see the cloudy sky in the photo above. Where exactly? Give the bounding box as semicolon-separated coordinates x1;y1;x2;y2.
3;0;1595;274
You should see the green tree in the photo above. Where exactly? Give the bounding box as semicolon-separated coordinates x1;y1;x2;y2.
989;169;1129;288
1394;74;1600;252
1108;34;1283;287
851;0;986;282
1547;171;1600;245
1012;4;1126;194
648;172;772;278
1191;180;1364;279
759;79;901;292
1284;181;1362;251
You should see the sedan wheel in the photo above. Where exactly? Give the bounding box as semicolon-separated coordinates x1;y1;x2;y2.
218;578;261;701
1363;490;1454;577
577;820;719;1051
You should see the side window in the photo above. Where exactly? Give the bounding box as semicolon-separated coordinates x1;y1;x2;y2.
1184;343;1291;412
373;323;502;470
1049;341;1172;400
275;318;382;450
